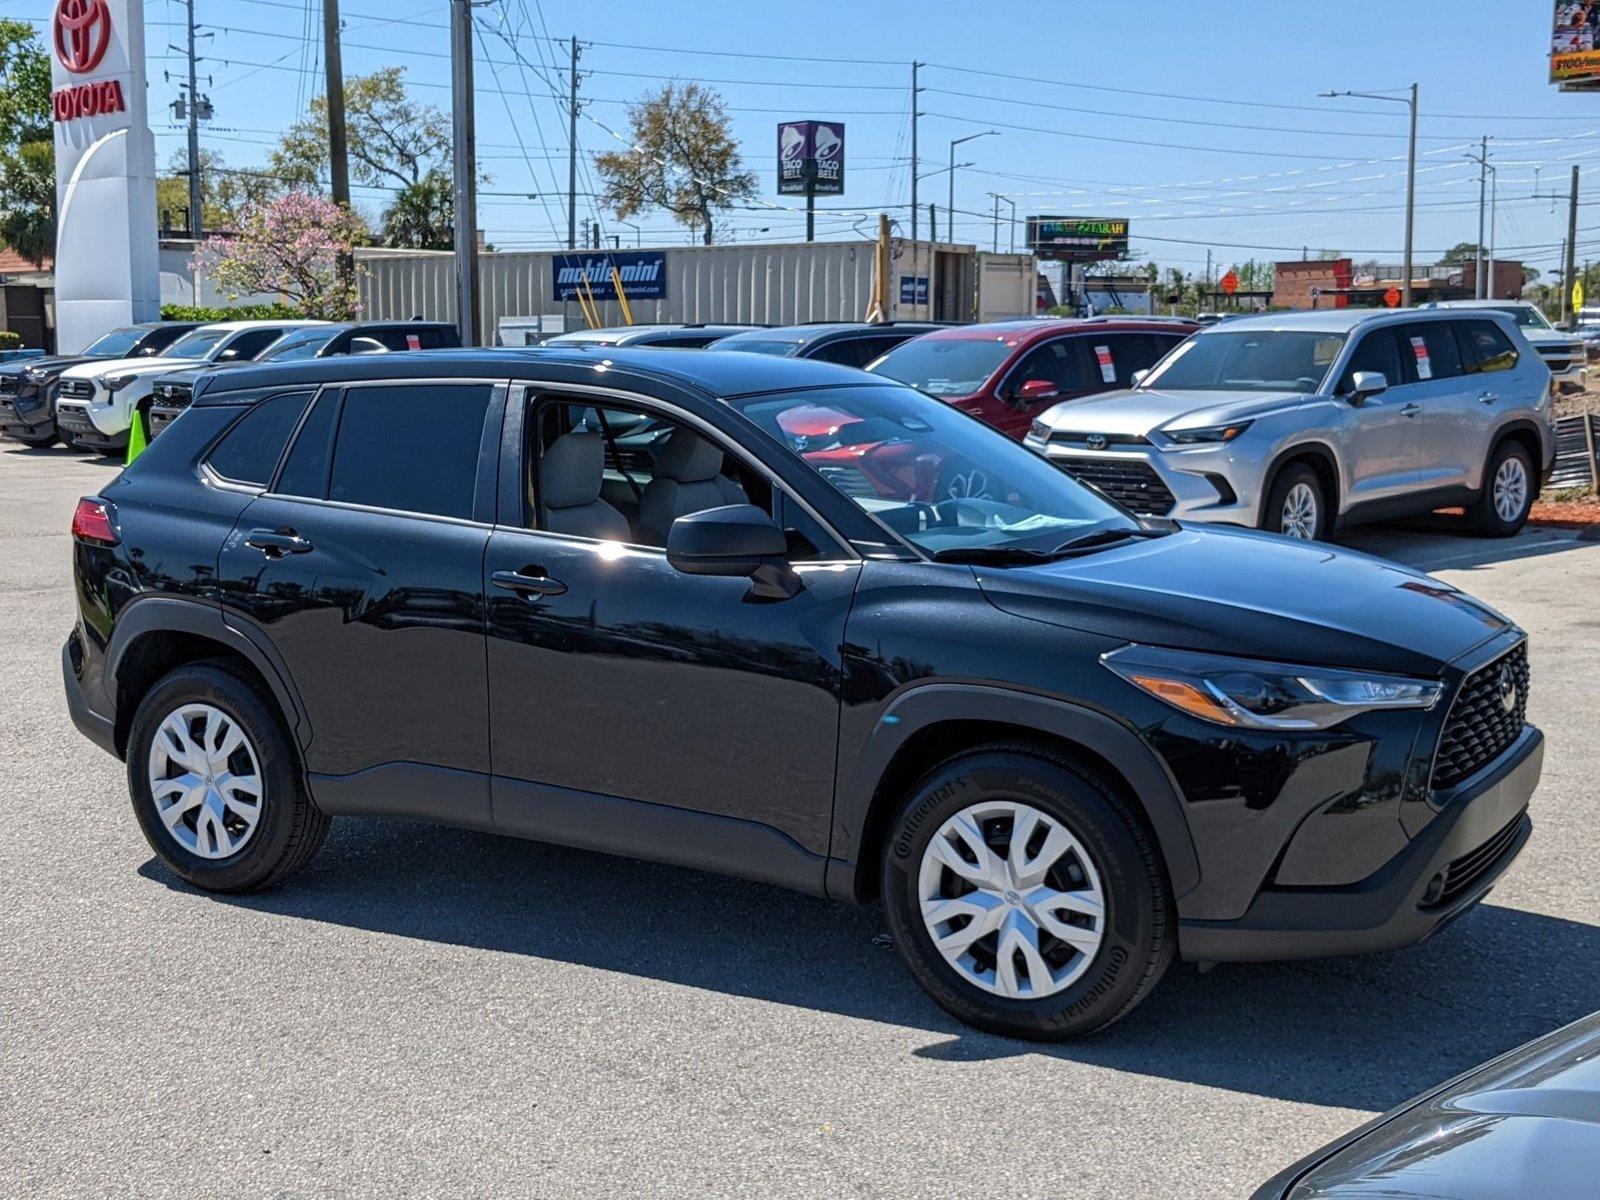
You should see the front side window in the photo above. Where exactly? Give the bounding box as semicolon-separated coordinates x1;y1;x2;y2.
733;384;1138;559
1144;330;1345;393
258;330;337;362
205;391;313;486
217;329;285;362
868;335;1016;398
326;384;493;519
1009;339;1097;396
1337;329;1402;393
163;328;230;359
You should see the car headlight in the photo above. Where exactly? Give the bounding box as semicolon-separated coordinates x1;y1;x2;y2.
102;374;137;393
1102;645;1443;730
1164;420;1252;445
1028;419;1051;440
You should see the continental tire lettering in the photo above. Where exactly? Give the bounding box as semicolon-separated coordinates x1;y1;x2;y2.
1057;945;1128;1020
891;775;974;861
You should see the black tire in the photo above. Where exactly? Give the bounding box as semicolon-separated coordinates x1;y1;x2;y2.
880;743;1174;1040
1261;462;1329;540
126;659;330;893
1469;440;1535;537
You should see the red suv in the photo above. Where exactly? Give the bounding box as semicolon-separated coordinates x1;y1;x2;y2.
867;318;1197;439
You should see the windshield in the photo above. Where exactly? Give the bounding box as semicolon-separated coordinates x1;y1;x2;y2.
258;330;336;361
1140;330;1345;393
868;336;1014;397
163;328;230;359
732;384;1138;557
83;327;146;357
1494;306;1554;332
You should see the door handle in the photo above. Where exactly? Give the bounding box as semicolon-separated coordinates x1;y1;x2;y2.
492;567;567;597
244;528;313;557
1478;391;1499;404
1400;403;1422;418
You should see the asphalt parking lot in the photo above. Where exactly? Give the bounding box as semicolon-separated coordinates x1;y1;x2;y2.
3;442;1598;1200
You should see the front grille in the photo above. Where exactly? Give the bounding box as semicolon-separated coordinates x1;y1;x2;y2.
0;375;17;396
147;391;192;440
1432;642;1529;791
55;406;96;435
56;378;94;401
1053;457;1177;515
1046;431;1151;447
1425;812;1525;910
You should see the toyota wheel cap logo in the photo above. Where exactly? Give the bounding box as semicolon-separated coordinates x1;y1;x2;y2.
54;0;111;75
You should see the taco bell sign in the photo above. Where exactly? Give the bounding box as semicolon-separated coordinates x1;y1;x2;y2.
50;0;160;352
776;121;845;196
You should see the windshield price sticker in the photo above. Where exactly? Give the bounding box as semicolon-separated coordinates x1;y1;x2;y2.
1409;335;1432;380
1094;344;1116;383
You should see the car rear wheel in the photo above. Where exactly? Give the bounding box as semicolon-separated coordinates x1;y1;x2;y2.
127;660;330;893
1263;463;1328;540
881;744;1174;1040
1470;441;1534;537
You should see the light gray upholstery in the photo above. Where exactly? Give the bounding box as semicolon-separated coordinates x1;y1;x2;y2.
539;432;630;541
638;428;748;546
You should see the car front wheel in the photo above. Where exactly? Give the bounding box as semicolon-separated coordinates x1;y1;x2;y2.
127;659;330;892
1263;463;1328;540
881;744;1174;1040
1470;441;1534;537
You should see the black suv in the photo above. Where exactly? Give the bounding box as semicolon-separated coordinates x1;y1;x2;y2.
711;321;947;368
0;322;200;446
64;350;1543;1039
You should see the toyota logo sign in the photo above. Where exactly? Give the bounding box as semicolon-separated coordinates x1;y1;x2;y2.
53;0;111;74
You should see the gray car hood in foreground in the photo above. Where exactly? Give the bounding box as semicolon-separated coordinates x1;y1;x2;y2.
1038;387;1306;438
1257;1011;1600;1199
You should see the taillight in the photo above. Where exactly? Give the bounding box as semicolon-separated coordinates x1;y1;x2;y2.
71;497;118;545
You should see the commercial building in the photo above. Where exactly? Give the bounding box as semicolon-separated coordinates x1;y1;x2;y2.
1273;257;1527;309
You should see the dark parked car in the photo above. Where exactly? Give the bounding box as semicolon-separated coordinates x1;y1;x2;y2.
1254;1011;1600;1198
0;322;200;446
711;322;946;368
65;349;1540;1039
143;321;460;443
545;323;762;349
867;318;1196;439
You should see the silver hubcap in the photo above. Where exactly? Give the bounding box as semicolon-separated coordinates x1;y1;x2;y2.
1492;456;1528;523
1280;481;1319;539
917;800;1107;1000
147;703;263;859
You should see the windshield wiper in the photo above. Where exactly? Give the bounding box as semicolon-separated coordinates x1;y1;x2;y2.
1046;527;1167;555
929;545;1055;564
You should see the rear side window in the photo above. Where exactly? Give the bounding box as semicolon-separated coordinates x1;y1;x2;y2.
205;391;313;486
275;389;341;497
326;383;493;519
1012;338;1096;394
1456;320;1519;374
1338;328;1402;393
1393;322;1464;383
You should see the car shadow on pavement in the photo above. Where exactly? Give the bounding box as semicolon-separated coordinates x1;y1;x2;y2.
139;816;1599;1115
1339;516;1600;573
0;443;120;464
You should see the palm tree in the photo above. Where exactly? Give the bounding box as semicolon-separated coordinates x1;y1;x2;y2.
381;172;452;251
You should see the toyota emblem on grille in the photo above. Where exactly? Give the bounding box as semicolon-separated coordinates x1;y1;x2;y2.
1085;434;1107;450
1498;663;1518;714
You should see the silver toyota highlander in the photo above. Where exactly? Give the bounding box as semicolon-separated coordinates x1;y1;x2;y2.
1024;308;1556;540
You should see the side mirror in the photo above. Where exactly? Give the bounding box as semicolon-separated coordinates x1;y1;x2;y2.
667;504;800;598
1130;369;1150;386
1347;370;1388;404
1013;378;1060;406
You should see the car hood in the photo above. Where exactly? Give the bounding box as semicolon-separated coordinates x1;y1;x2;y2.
1038;387;1305;437
1523;329;1583;349
59;355;203;380
974;524;1511;676
1267;1013;1600;1199
1;354;100;379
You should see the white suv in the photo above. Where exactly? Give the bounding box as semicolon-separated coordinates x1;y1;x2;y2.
54;320;331;453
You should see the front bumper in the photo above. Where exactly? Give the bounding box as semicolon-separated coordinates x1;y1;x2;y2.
1027;434;1260;526
1177;725;1541;962
55;401;129;452
0;389;55;437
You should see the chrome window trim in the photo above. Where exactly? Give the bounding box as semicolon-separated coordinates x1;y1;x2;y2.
513;378;863;563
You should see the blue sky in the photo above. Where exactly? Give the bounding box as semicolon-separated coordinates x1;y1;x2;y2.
9;0;1598;277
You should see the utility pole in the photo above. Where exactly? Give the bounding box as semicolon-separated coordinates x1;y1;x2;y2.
909;61;921;245
567;37;581;250
323;0;349;213
183;0;203;239
449;0;479;345
1474;136;1488;299
1564;165;1581;327
990;193;999;252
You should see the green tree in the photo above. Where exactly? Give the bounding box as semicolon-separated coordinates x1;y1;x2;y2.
156;149;280;234
0;20;53;265
269;67;451;191
1440;241;1482;266
594;83;756;246
380;170;452;250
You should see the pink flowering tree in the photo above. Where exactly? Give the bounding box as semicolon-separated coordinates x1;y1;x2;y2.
192;192;369;319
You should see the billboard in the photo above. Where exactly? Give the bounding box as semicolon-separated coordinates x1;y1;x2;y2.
777;121;845;196
1551;1;1600;82
552;252;667;302
1026;216;1130;262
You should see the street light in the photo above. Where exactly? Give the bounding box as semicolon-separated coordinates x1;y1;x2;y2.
1321;85;1417;306
988;192;1017;253
948;131;999;244
616;218;641;248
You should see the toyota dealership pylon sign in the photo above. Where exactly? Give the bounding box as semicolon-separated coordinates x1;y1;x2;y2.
50;0;159;353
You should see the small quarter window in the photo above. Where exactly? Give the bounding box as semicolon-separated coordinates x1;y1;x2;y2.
205;391;313;486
